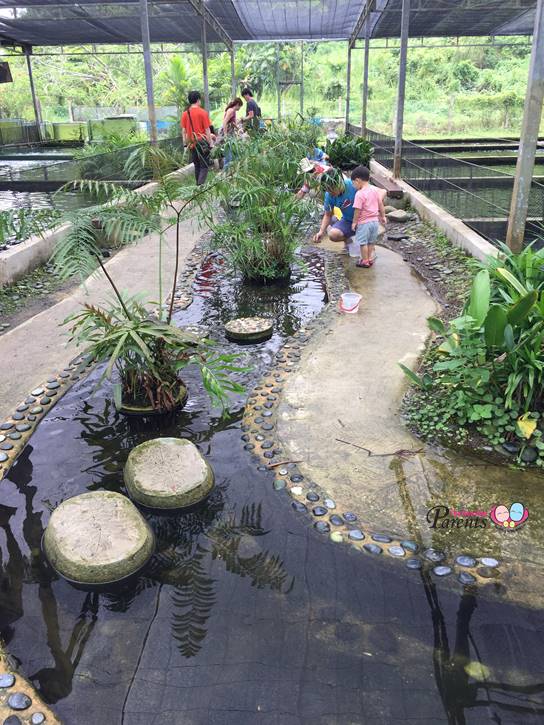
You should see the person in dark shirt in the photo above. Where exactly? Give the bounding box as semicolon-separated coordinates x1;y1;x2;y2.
241;87;262;130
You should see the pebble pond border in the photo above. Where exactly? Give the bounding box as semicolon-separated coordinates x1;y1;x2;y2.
239;244;503;592
0;236;503;719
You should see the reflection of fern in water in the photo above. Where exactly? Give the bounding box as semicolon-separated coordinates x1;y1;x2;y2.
104;502;293;657
171;545;216;658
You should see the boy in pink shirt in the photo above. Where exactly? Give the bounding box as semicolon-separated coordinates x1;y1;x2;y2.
350;165;386;268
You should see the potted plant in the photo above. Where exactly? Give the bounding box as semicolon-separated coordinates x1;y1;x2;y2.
53;145;244;415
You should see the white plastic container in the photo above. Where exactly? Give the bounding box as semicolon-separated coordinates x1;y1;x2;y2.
339;292;362;314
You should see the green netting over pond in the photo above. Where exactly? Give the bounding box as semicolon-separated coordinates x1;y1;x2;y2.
367;128;544;245
0;0;537;46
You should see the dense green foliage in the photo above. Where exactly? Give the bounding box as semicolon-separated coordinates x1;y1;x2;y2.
0;38;538;137
325;136;373;170
404;243;544;464
54;147;245;412
204;119;318;280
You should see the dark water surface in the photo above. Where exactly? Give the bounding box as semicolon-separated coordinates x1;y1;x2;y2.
1;252;544;724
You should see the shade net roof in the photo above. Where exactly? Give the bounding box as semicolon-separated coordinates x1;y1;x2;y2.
0;0;537;47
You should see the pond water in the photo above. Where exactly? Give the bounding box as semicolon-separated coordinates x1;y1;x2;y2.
1;251;544;724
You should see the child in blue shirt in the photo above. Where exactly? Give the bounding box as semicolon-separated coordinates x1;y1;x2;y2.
313;169;356;247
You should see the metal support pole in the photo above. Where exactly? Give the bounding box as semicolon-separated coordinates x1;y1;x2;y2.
506;0;544;252
393;0;410;178
24;48;43;142
276;43;281;121
139;0;158;144
361;24;370;136
345;42;352;132
202;17;210;110
230;45;236;97
300;41;304;116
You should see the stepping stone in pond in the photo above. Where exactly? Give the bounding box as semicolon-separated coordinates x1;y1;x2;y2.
30;388;44;396
12;413;25;421
290;474;304;483
343;512;357;522
458;571;477;585
15;424;31;433
32;714;46;724
0;423;13;431
0;452;8;462
43;491;154;585
401;540;419;553
456;555;477;568
423;548;446;563
225;317;273;343
406;558;422;570
364;543;382;555
292;501;307;513
46;381;60;390
324;499;336;509
273;479;286;491
1;442;13;451
306;491;320;502
124;438;214;509
329;515;344;526
330;532;343;543
433;566;452;577
290;486;303;496
312;506;327;516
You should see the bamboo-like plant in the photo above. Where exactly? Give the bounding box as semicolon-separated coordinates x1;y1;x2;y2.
53;145;244;413
202;118;318;281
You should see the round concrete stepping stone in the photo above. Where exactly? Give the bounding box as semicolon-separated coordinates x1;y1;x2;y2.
124;438;214;510
224;317;273;343
43;492;154;585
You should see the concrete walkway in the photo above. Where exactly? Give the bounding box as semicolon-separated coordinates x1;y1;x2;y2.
0;218;202;422
278;244;437;527
277;241;544;607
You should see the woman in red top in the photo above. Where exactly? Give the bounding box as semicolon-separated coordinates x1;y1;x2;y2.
181;90;214;185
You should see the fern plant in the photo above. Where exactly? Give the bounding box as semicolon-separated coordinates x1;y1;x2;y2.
54;145;245;413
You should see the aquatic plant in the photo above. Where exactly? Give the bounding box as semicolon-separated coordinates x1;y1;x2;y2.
204;119;317;280
53;145;244;413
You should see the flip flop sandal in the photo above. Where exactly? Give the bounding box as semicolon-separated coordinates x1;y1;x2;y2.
356;260;370;268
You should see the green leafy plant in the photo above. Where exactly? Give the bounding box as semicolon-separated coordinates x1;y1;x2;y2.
203;119;318;281
325;135;374;170
401;243;544;464
0;208;61;248
54;146;245;413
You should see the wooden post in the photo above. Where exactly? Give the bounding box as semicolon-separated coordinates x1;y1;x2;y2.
202;16;210;110
25;48;43;142
393;0;410;178
506;0;544;252
345;42;352;132
361;23;370;136
139;0;158;144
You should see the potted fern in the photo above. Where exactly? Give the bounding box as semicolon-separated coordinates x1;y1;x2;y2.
53;145;244;415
